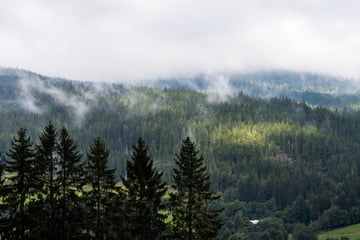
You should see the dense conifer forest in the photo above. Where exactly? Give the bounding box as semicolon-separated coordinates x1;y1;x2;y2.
1;68;360;239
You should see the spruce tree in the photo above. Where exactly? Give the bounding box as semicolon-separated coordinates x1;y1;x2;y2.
0;153;3;194
0;128;35;239
169;137;221;240
56;127;84;239
0;158;4;234
33;122;59;239
122;137;167;240
85;137;116;239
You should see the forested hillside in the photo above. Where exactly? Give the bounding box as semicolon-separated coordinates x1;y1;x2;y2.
1;68;360;239
150;71;360;109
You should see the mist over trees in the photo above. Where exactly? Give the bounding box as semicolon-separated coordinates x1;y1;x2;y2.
1;69;360;238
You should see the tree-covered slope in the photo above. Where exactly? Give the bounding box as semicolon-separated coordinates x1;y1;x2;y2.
1;67;360;238
150;70;360;108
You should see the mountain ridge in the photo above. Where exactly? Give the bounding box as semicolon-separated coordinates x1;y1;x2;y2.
2;67;360;239
1;67;360;109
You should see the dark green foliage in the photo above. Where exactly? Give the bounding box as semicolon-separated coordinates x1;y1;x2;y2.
320;206;349;230
248;217;287;240
27;124;87;239
85;137;117;239
33;122;59;239
170;137;221;240
0;153;3;181
0;157;4;231
0;125;221;239
0;128;35;239
3;71;360;238
292;223;318;240
290;196;311;225
107;191;129;240
56;127;84;239
122;137;167;240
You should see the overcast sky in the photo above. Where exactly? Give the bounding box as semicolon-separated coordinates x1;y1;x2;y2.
1;0;360;82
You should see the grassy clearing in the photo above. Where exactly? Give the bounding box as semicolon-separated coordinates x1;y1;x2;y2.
318;224;360;240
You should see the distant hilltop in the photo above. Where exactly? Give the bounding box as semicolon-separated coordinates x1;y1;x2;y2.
1;67;360;109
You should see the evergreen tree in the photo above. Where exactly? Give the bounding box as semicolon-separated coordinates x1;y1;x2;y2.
292;223;318;240
0;157;4;233
122;137;167;240
56;127;84;239
85;137;116;239
108;189;129;240
169;137;221;240
0;153;3;189
33;122;59;239
0;128;35;239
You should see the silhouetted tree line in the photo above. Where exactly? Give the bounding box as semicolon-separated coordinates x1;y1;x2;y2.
0;123;221;240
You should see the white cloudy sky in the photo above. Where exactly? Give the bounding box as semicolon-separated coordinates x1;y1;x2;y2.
1;0;360;82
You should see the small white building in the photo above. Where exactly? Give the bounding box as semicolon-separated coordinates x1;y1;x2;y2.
250;219;260;224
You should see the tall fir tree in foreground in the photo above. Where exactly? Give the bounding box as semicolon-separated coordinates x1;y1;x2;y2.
169;137;221;240
33;122;59;239
0;128;35;239
85;137;117;239
122;137;167;240
56;127;84;239
0;153;5;238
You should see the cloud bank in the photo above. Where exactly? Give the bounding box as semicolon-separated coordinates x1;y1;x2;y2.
1;0;360;82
